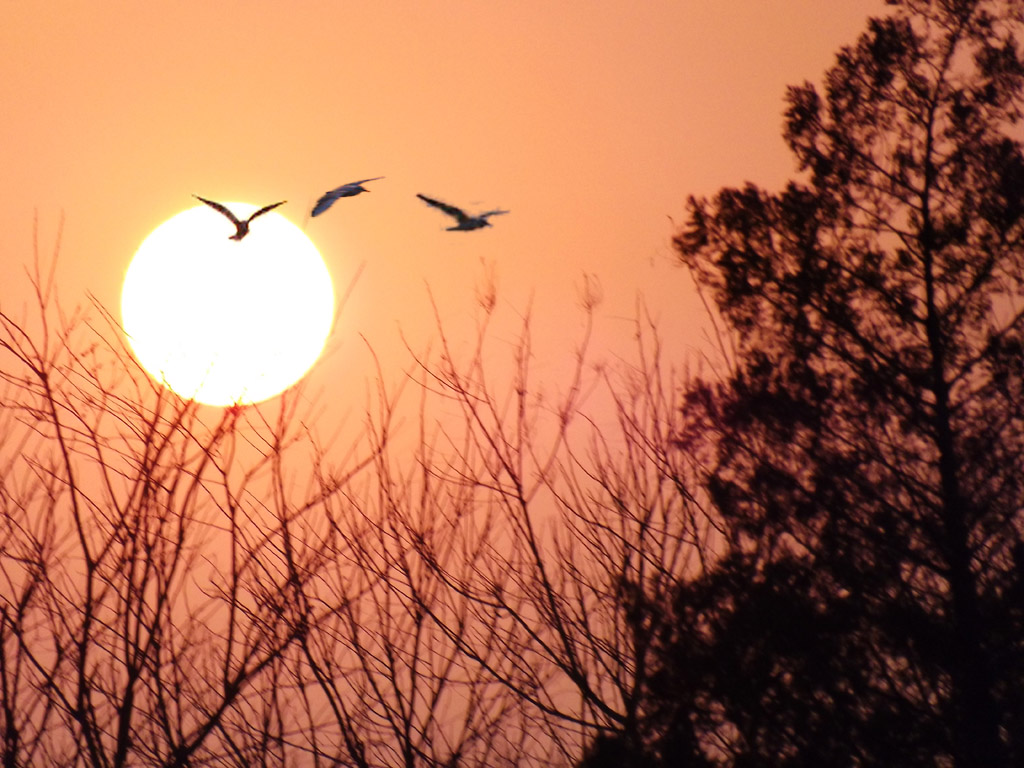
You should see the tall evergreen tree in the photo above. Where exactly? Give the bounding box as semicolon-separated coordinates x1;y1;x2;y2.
637;1;1024;765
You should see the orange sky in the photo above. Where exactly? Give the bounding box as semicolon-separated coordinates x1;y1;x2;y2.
1;1;886;415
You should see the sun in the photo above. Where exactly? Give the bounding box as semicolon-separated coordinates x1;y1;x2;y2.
122;201;334;406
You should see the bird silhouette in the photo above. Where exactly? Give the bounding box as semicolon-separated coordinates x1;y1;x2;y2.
416;194;509;231
193;196;286;240
311;177;384;217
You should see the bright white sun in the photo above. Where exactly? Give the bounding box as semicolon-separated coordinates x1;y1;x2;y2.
122;202;334;406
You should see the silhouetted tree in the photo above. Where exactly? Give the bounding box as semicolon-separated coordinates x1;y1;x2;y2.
1;239;708;766
0;245;529;767
363;291;710;766
633;1;1024;766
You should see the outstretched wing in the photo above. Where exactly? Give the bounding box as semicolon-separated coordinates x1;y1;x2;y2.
247;200;287;222
481;209;510;219
347;176;384;187
311;193;339;217
417;194;468;223
194;195;242;226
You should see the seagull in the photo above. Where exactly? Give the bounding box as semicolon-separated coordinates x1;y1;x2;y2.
193;195;286;240
416;194;509;231
311;177;384;217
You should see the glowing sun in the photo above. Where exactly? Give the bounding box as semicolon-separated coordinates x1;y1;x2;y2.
122;201;334;406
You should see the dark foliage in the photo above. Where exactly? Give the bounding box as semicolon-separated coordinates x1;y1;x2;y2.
596;1;1024;766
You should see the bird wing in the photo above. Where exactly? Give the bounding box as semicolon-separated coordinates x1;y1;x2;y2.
327;176;385;195
311;193;339;217
417;194;468;222
481;209;510;219
194;195;242;226
247;200;287;222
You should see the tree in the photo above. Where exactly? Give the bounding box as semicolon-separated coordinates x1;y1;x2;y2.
355;291;710;766
0;242;530;767
642;0;1024;765
1;235;708;766
0;247;330;766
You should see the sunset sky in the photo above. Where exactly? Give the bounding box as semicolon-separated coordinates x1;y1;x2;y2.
1;1;886;413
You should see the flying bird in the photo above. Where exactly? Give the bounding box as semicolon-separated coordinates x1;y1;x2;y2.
416;194;509;231
311;177;384;217
193;195;286;240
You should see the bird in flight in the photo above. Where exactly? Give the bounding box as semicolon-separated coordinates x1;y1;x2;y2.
311;177;385;217
416;194;509;231
193;195;286;240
